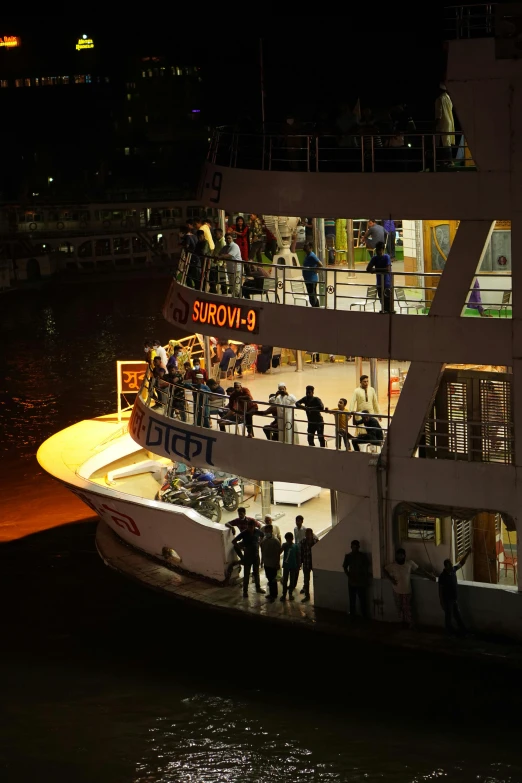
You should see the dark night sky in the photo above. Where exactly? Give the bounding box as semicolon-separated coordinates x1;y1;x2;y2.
1;7;448;125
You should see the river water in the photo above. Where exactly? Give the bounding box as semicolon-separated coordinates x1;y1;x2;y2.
1;279;521;782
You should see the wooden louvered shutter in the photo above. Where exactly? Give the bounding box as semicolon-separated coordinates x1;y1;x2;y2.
478;378;513;464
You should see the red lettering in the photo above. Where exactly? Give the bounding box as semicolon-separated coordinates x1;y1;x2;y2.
199;301;209;323
227;306;238;328
208;302;217;325
216;304;227;327
192;300;200;322
236;308;241;329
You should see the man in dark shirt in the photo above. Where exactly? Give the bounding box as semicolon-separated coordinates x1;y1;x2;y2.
343;540;370;618
232;518;265;597
352;411;384;452
296;385;326;447
439;547;471;634
225;507;261;534
219;343;237;372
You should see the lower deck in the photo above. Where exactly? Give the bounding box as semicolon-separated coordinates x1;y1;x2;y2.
96;519;522;664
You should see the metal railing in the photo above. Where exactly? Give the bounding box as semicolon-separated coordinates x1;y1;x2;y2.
207;128;473;173
177;250;439;314
139;370;515;465
444;4;496;39
176;250;513;317
141;369;390;454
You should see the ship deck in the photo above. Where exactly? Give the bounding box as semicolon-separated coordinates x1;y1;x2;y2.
96;519;522;668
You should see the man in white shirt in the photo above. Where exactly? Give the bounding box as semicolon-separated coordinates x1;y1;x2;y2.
219;234;243;296
349;375;380;431
152;339;168;370
384;547;434;628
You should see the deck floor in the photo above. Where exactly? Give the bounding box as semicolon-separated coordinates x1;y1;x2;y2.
96;520;522;667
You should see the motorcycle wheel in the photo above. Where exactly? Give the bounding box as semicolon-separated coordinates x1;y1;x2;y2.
198;500;222;524
222;488;239;512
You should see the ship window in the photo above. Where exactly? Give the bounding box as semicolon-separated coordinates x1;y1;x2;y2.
0;79;7;88
124;147;130;156
15;79;23;88
86;74;92;83
128;116;132;124
24;78;31;87
74;75;85;84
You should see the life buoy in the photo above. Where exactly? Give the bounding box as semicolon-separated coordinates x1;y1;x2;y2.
102;220;111;228
28;222;37;231
57;221;65;230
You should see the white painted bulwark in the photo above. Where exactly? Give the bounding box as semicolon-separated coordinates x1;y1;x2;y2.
163;281;512;366
200;163;510;220
36;419;236;582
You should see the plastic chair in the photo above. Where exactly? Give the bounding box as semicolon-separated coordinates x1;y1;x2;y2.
350;285;378;311
496;539;518;583
268;347;282;374
291;280;310;307
251;277;277;303
395;287;425;315
484;290;511;318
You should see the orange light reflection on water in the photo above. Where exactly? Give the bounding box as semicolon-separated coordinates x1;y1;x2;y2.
0;467;93;543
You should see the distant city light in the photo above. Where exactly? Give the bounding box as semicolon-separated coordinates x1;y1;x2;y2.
407;143;412;148
48;177;54;183
191;109;201;113
0;36;21;48
76;36;94;51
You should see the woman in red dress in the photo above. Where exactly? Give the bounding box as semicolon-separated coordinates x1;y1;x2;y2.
234;215;249;261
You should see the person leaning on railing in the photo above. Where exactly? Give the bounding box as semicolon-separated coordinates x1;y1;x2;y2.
164;372;187;421
218;380;258;437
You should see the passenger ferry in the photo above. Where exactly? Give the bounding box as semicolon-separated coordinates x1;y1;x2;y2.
37;5;522;640
0;196;216;286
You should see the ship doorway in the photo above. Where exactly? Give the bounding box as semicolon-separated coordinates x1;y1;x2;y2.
26;257;41;280
456;512;518;586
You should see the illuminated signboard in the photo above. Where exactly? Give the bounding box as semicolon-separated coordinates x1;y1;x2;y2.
192;299;259;334
76;36;94;51
0;36;21;48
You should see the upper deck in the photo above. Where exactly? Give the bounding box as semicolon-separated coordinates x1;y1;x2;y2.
200;4;522;218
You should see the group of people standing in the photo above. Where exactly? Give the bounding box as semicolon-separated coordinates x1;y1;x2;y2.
227;510;318;602
260;375;384;452
147;344;386;453
179;212;276;298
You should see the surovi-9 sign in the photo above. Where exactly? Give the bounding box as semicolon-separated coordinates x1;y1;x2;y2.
192;299;259;334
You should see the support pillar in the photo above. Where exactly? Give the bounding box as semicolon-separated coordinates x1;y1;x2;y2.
296;350;303;372
203;335;212;374
330;489;338;527
346;218;355;278
370;358;378;398
261;480;271;519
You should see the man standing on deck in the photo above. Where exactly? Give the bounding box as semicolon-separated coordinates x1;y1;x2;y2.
260;524;282;602
296;386;326;447
226;507;261;535
438;547;471;635
300;527;319;602
193;216;215;252
343;540;370;618
362;219;385;261
232;518;265;597
218;234;243;296
349;375;380;430
384;548;435;628
152;339;168;370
